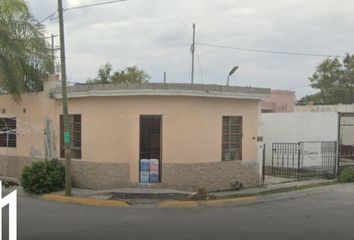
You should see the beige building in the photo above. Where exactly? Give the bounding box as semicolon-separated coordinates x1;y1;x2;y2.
0;75;270;191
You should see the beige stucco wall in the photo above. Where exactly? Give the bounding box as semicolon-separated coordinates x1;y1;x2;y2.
0;91;55;158
1;89;262;189
52;96;260;183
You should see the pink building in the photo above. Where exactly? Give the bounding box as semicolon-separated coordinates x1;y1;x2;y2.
261;90;296;113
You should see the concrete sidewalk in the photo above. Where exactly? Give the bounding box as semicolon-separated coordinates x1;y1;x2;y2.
211;178;336;198
2;177;338;208
49;178;336;200
51;187;195;200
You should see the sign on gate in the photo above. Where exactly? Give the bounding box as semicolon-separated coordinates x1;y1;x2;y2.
0;181;17;240
301;142;322;167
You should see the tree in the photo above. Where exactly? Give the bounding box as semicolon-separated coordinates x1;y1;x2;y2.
0;0;53;100
88;63;150;84
301;54;354;104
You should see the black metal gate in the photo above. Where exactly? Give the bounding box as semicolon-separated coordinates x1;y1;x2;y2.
264;141;337;179
339;113;354;168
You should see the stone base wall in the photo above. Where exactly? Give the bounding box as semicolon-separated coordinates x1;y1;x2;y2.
160;160;260;192
70;160;130;189
0;155;42;179
0;156;130;189
1;155;259;192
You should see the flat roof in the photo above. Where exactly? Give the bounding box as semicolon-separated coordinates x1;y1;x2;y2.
52;83;270;100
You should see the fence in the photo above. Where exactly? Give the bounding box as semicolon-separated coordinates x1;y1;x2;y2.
339;113;354;168
263;141;337;179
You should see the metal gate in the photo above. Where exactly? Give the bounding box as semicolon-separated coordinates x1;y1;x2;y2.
263;141;337;179
338;113;354;168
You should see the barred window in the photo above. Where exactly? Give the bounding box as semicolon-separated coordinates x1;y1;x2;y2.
222;116;242;161
0;118;16;148
60;114;81;159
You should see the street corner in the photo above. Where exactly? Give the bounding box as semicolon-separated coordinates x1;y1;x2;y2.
41;194;130;207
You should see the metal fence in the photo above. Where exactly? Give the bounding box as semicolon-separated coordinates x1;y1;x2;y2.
263;141;337;179
339;113;354;168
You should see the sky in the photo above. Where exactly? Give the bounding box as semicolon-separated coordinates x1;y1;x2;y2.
27;0;354;99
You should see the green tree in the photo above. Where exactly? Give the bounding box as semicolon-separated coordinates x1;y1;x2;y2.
88;63;150;84
0;0;53;100
301;54;354;104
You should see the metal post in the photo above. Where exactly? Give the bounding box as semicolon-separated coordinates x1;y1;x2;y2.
336;113;341;176
58;0;72;196
262;143;266;183
297;143;301;180
163;71;166;84
191;23;195;84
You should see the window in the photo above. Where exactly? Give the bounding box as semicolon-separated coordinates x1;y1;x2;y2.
60;114;81;159
0;118;17;148
222;116;242;161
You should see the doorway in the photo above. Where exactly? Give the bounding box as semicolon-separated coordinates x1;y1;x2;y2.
139;115;162;183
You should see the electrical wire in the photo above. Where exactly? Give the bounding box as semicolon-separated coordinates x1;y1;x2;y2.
65;0;127;11
35;0;127;25
36;11;58;25
196;42;344;58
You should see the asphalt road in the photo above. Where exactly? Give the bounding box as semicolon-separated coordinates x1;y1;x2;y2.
2;183;354;240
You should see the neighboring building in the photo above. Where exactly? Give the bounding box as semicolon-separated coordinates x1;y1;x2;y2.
295;104;354;113
0;75;270;191
295;104;354;165
261;90;295;113
260;112;339;178
261;112;339;166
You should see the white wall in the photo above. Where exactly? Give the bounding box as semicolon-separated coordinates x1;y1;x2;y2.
261;112;338;166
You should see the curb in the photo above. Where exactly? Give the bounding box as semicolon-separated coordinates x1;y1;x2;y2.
158;196;257;208
42;194;256;208
42;194;130;207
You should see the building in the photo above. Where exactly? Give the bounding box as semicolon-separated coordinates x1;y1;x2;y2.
261;90;295;113
0;75;270;191
295;103;354;166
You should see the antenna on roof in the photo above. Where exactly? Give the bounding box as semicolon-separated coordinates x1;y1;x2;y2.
191;23;196;84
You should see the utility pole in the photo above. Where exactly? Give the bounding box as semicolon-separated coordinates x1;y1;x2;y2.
51;34;55;74
57;0;72;196
191;23;196;84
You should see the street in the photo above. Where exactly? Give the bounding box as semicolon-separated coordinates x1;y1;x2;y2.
2;183;354;240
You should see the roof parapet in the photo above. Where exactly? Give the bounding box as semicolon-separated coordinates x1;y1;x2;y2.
52;83;270;100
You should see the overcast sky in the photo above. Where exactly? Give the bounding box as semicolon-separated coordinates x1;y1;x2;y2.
27;0;354;99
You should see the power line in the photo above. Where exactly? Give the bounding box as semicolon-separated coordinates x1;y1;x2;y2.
36;0;127;25
65;0;127;11
36;11;58;25
196;42;344;58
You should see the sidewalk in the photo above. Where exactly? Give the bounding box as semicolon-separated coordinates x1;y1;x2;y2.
49;177;336;201
51;187;195;200
2;176;337;208
210;178;336;198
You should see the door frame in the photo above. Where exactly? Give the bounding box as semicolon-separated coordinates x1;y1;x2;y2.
139;115;163;183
